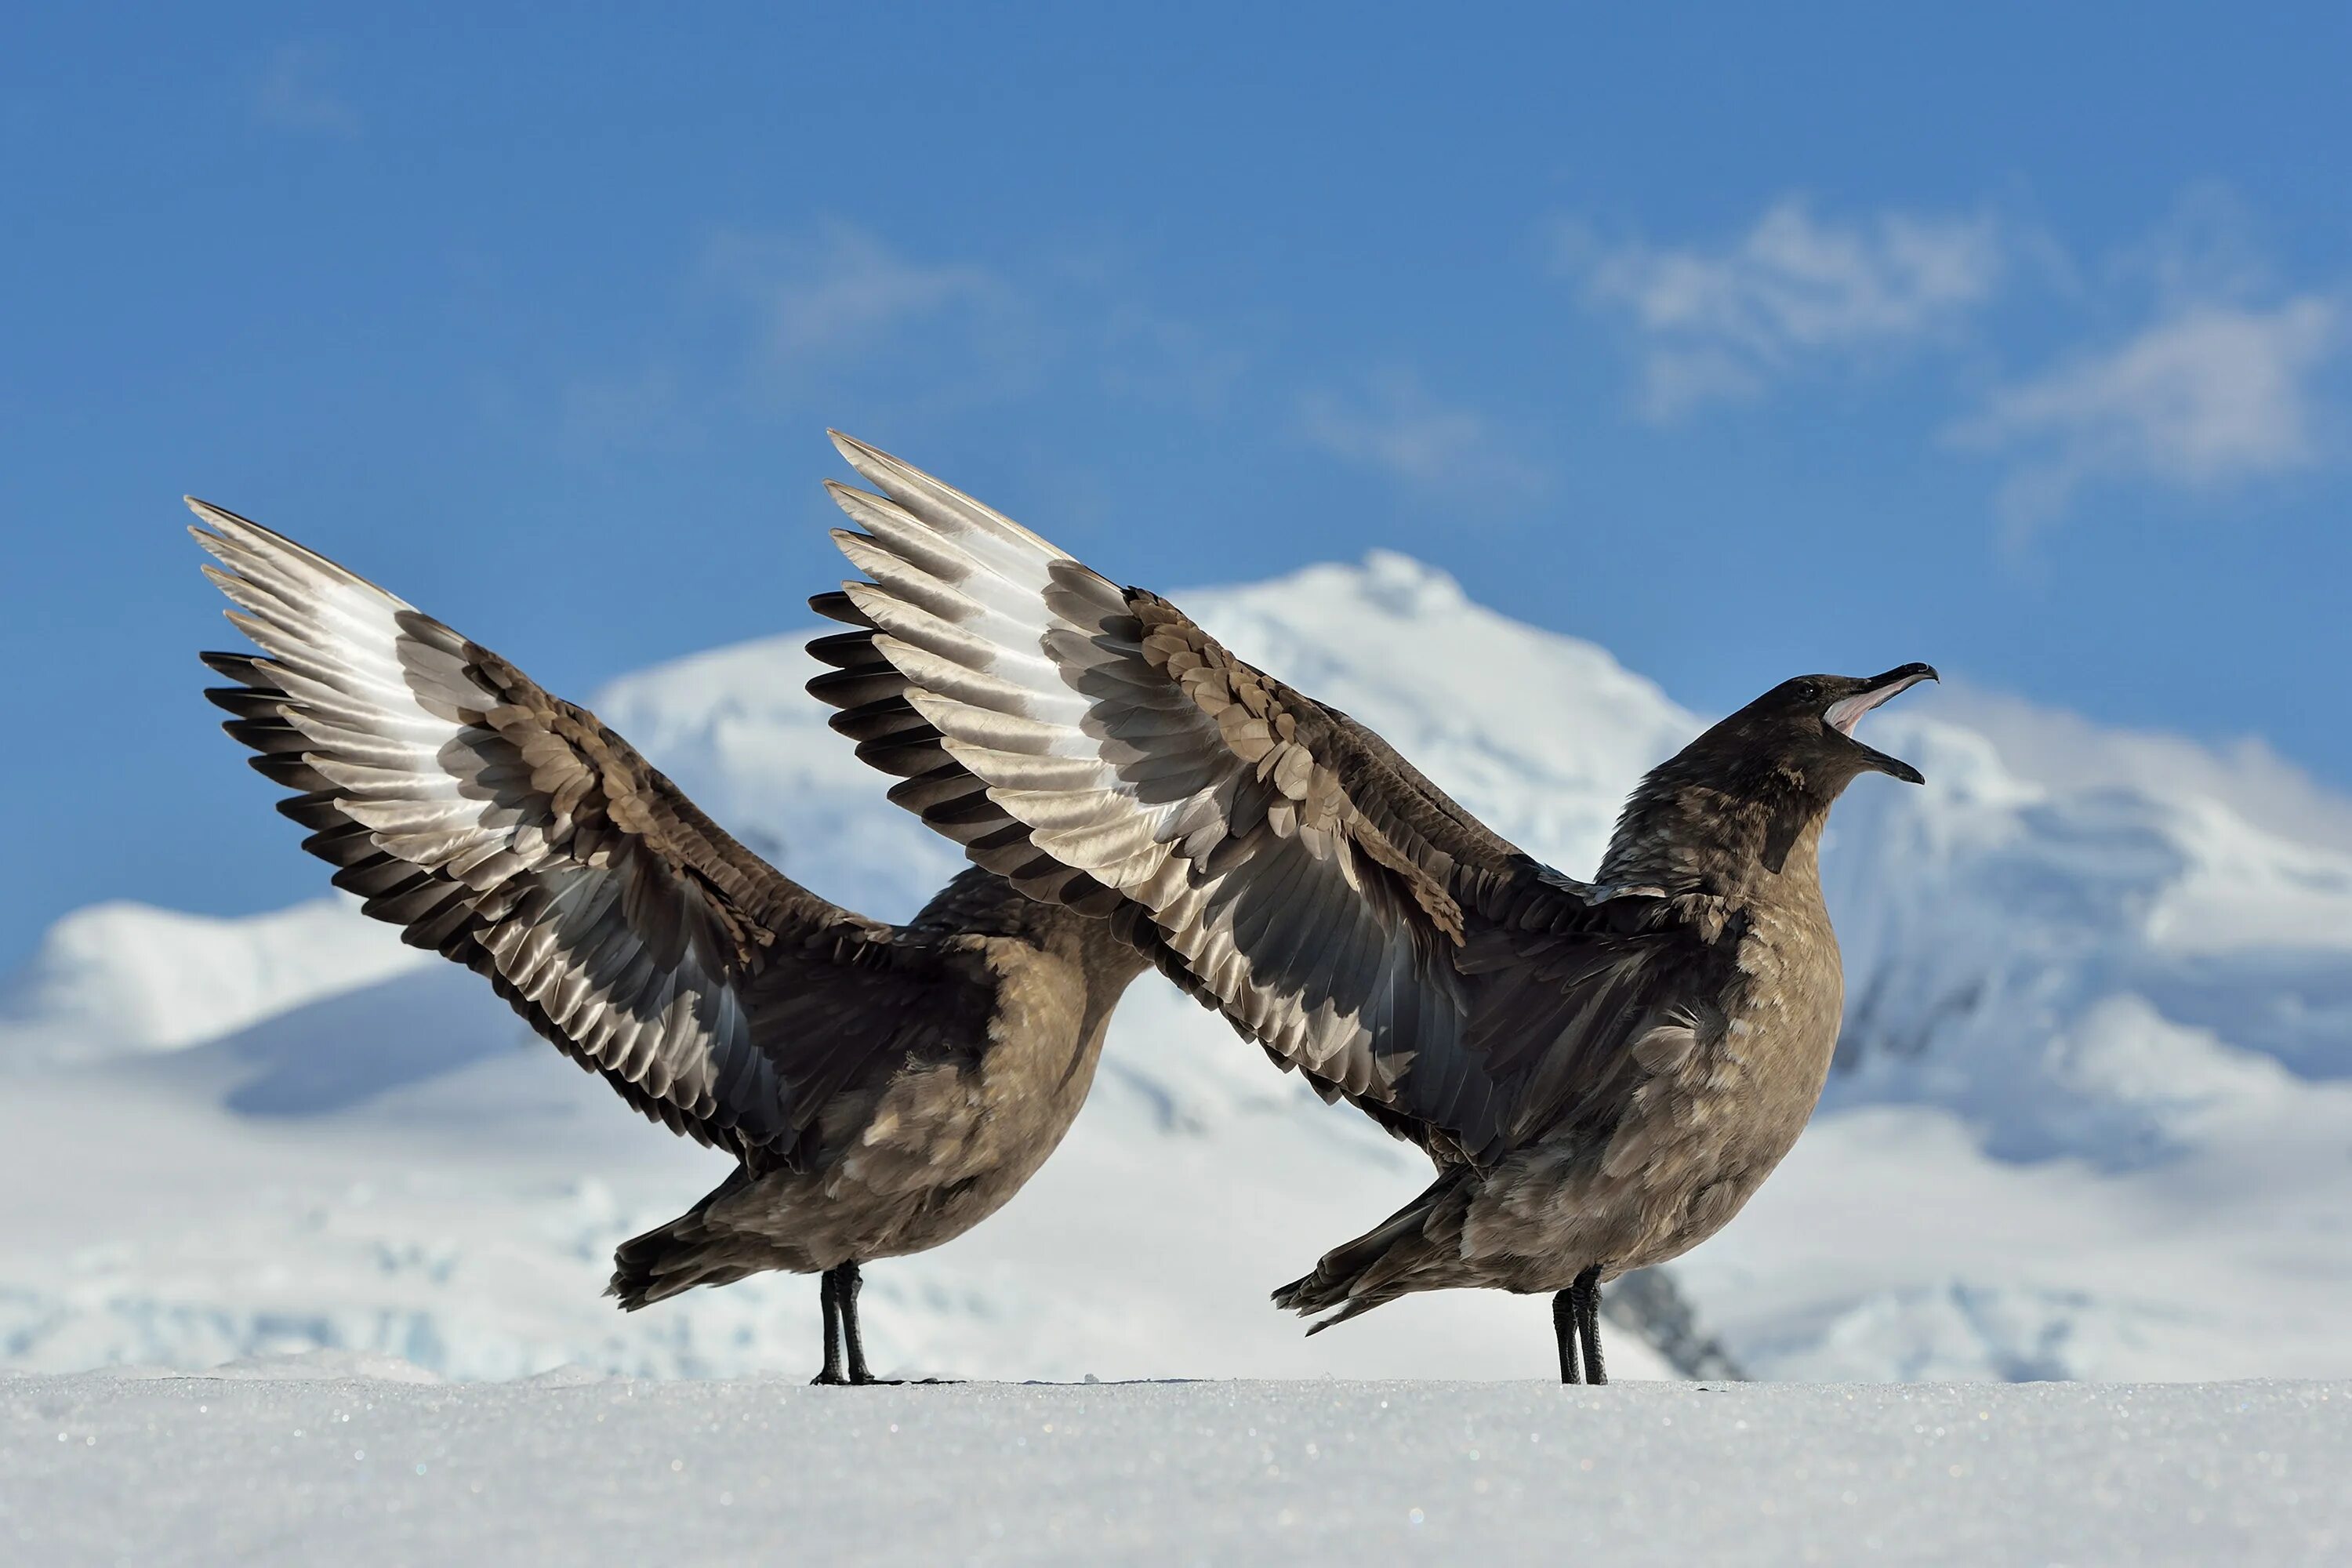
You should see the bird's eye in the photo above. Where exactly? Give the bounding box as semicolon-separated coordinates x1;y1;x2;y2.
1794;680;1823;702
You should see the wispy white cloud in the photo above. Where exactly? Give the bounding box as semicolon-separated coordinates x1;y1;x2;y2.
1947;187;2345;529
555;222;1254;455
1562;199;2013;416
702;221;1011;362
2125;183;2280;314
1950;297;2343;528
677;220;1048;423
251;43;360;137
1297;372;1548;498
1098;306;1249;414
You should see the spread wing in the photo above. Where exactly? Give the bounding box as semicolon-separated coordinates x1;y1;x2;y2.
193;499;990;1167
814;434;1731;1163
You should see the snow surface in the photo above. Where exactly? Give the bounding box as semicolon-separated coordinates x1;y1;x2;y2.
3;1368;2343;1566
4;550;2349;1387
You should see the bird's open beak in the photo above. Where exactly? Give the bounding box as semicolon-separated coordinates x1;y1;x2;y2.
1826;663;1938;784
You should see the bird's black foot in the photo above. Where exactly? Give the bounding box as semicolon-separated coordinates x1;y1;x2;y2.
837;1259;879;1384
1572;1265;1607;1387
1552;1287;1584;1384
808;1260;902;1385
804;1263;959;1384
1552;1268;1609;1385
815;1264;848;1384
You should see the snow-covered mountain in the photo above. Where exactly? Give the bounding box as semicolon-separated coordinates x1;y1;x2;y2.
5;551;2347;1384
0;898;431;1066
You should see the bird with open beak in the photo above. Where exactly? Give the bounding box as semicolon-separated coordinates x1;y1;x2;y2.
811;431;1937;1383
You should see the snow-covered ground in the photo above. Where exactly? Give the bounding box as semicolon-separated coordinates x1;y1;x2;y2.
4;1367;2343;1566
3;551;2348;1385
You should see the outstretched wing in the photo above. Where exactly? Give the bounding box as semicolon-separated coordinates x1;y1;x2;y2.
815;434;1722;1163
193;500;981;1167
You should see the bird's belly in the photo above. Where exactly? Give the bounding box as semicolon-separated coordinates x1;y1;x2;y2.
1465;976;1841;1289
710;1116;1080;1272
719;1011;1105;1268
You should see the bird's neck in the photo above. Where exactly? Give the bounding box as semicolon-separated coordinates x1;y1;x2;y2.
1596;771;1833;909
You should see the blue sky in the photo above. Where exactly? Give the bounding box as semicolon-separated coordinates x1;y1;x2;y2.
6;3;2350;967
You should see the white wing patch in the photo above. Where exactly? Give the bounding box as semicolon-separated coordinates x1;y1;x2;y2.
192;502;783;1148
821;434;1460;1102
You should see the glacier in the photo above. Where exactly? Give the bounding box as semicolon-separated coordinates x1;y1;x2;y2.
3;550;2347;1385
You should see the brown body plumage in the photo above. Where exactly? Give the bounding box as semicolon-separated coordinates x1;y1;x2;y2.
1272;757;1856;1334
811;432;1935;1381
191;501;1146;1384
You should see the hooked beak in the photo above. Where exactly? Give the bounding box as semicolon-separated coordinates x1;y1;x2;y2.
1825;663;1938;784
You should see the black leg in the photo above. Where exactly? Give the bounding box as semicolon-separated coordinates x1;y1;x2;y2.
1572;1266;1607;1387
839;1261;877;1385
812;1265;847;1385
1552;1288;1584;1383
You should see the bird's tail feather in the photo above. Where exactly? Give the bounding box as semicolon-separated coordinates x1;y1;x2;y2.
1271;1187;1442;1333
604;1169;768;1310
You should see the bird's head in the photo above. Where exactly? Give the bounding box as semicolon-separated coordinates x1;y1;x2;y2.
1601;663;1938;890
1690;663;1940;793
